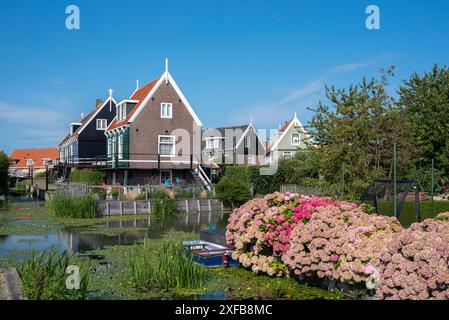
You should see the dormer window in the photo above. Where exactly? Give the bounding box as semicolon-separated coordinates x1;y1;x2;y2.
26;159;34;166
116;104;127;122
161;102;172;118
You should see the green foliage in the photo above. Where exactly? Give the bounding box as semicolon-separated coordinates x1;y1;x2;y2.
129;239;205;290
175;189;193;199
0;150;9;196
69;169;105;185
399;64;449;181
18;249;90;300
49;193;97;218
153;198;178;216
215;176;252;206
34;172;47;178
308;67;416;198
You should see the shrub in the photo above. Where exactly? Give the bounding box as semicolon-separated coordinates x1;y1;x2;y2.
18;249;90;300
284;204;403;285
49;193;97;218
375;214;449;300
216;176;252;207
0;151;9;196
69;169;105;185
130;239;205;290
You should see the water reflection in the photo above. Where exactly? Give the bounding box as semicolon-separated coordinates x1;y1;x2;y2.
0;211;229;255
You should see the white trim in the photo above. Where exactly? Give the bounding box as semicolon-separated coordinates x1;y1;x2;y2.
116;99;139;106
76;96;117;136
244;136;251;148
291;132;301;145
234;124;267;152
269;116;309;153
158;134;176;157
160;102;173;118
128;71;203;126
96;119;107;130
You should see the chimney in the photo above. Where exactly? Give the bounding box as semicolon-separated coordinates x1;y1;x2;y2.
95;99;103;109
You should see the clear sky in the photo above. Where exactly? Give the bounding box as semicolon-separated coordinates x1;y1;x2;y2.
1;0;449;154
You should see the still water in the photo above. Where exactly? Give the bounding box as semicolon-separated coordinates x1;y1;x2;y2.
0;204;229;257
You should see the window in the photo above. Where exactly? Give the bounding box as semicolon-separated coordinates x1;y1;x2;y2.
160;170;173;184
96;119;107;130
112;137;116;157
107;139;112;157
161;102;172;118
291;133;300;145
158;135;175;156
42;158;52;166
282;151;293;159
116;104;127;121
118;135;123;159
206;137;220;149
244;136;250;148
26;159;34;166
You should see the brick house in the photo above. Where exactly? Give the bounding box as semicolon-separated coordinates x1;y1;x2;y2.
105;62;207;187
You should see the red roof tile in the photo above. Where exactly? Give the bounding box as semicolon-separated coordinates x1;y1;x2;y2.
279;119;293;133
107;77;160;131
9;148;59;168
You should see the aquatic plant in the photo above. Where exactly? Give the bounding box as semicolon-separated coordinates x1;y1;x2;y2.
49;193;97;219
129;239;205;290
152;198;178;216
18;249;90;300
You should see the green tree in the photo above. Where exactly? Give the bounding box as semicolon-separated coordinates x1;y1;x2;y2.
215;176;252;207
399;64;449;178
309;67;415;197
0;150;10;195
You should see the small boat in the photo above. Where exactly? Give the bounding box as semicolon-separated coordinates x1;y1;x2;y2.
183;240;240;268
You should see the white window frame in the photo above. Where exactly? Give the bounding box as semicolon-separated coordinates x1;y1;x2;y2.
118;135;123;159
160;170;173;184
282;151;293;159
205;137;220;149
107;138;112;157
96;119;107;130
291;133;301;145
160;102;173;119
26;159;34;166
112;137;116;157
116;104;127;122
244;136;250;148
158;135;175;157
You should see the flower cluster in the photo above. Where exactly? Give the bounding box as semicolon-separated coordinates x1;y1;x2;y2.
375;214;449;300
226;192;355;276
283;205;403;284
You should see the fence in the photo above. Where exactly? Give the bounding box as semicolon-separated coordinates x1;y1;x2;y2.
97;198;225;217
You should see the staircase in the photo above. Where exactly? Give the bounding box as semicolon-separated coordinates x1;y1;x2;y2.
192;165;213;192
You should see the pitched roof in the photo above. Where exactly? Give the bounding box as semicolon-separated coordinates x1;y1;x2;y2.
9;148;59;168
267;115;309;153
58;97;115;146
107;77;160;131
279;119;293;132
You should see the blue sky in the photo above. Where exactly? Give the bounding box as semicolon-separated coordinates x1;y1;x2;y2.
1;0;449;154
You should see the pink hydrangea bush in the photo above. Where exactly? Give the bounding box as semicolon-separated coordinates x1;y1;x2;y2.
283;204;403;285
226;192;352;276
375;214;449;300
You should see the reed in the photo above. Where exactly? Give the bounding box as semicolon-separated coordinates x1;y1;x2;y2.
152;198;178;216
49;193;97;218
18;249;90;300
130;239;205;290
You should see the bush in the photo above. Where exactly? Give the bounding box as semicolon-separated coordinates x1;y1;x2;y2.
49;193;97;218
376;215;449;300
18;249;90;300
0;151;9;196
216;176;252;207
69;169;105;185
130;239;205;290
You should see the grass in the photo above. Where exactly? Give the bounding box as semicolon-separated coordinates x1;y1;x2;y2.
49;193;97;219
18;249;90;300
376;200;449;226
130;239;205;290
152;198;178;216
